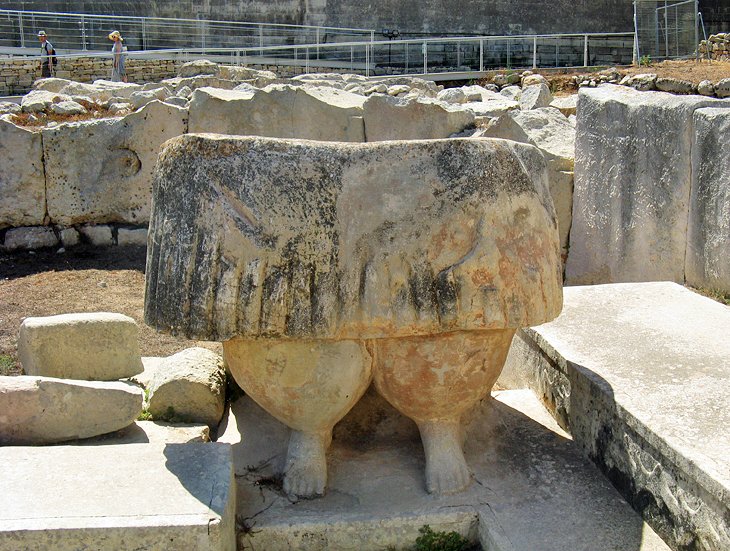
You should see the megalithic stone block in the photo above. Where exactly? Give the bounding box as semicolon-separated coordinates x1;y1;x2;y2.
145;135;563;499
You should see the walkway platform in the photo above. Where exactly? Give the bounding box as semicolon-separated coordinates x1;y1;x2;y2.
501;282;730;551
0;443;236;551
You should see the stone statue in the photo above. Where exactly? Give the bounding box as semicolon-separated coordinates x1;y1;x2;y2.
145;135;562;497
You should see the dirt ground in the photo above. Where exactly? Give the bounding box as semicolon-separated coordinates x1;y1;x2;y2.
0;245;221;376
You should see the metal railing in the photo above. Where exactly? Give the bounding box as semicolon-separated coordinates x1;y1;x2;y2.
2;32;636;78
0;8;376;53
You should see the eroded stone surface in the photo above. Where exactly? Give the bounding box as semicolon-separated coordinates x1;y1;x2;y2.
145;136;562;341
18;312;143;381
566;85;730;285
363;94;474;140
0;118;45;228
43;100;188;225
686;108;730;293
0;376;143;445
188;85;365;141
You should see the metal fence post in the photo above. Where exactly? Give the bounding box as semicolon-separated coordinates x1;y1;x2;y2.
422;42;427;74
259;24;264;56
316;27;320;60
142;17;147;50
81;16;87;50
479;39;484;71
406;42;410;72
18;13;25;48
694;0;699;61
584;34;589;66
533;36;537;68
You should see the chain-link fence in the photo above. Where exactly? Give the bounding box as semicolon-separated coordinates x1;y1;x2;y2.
634;0;699;60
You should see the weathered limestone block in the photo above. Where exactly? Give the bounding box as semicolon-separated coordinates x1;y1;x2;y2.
21;89;71;113
18;313;144;381
79;224;114;246
118;227;148;246
130;87;172;110
50;100;86;115
436;88;467;104
363;95;474;141
43;100;188;225
686;108;730;293
188;85;365;141
91;80;143;99
33;77;72;92
0;118;45;228
146;136;562;341
550;94;577;117
146;135;561;498
519;83;553;110
480;107;575;255
2;226;57;251
178;59;220;78
0;102;21;115
0;376;143;445
142;348;226;428
714;78;730;98
566;85;729;285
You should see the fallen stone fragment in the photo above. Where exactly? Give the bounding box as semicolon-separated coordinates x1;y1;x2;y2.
500;85;521;101
621;73;657;91
76;420;210;444
436;88;467;103
519;83;553;110
697;80;715;96
0;102;21;115
178;59;220;78
549;94;577;117
522;74;548;88
21;90;71;113
18;312;144;380
143;348;226;428
655;77;695;95
0;376;143;445
50;100;87;115
79;224;113;246
716;78;730;98
117;227;148;246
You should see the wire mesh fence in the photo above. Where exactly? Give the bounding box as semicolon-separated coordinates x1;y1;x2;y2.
634;0;699;60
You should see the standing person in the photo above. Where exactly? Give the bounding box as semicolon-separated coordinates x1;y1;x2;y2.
108;30;127;82
37;31;54;78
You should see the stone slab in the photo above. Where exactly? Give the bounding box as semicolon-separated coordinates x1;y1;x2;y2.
686;107;730;293
566;85;730;285
0;443;235;551
221;390;669;551
500;282;730;551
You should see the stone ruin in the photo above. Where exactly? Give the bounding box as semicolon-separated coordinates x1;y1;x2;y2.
144;135;563;497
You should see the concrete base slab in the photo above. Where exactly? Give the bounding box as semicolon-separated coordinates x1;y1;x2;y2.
223;389;669;551
0;443;235;551
500;282;730;551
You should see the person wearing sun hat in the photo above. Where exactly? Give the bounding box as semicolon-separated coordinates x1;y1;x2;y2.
37;30;54;78
108;30;127;82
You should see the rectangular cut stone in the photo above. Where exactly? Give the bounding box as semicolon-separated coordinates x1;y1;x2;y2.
18;312;143;381
687;108;730;293
566;85;730;285
145;135;562;341
188;85;366;141
227;391;669;551
500;282;730;551
43;101;187;225
0;443;235;551
0;118;45;228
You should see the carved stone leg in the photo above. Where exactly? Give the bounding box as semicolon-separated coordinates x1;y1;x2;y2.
223;338;372;499
371;329;516;495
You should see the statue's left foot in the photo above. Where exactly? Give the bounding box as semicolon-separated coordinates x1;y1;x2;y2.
283;429;328;499
418;419;471;495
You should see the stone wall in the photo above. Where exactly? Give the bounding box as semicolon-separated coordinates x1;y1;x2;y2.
14;0;635;35
0;57;181;96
